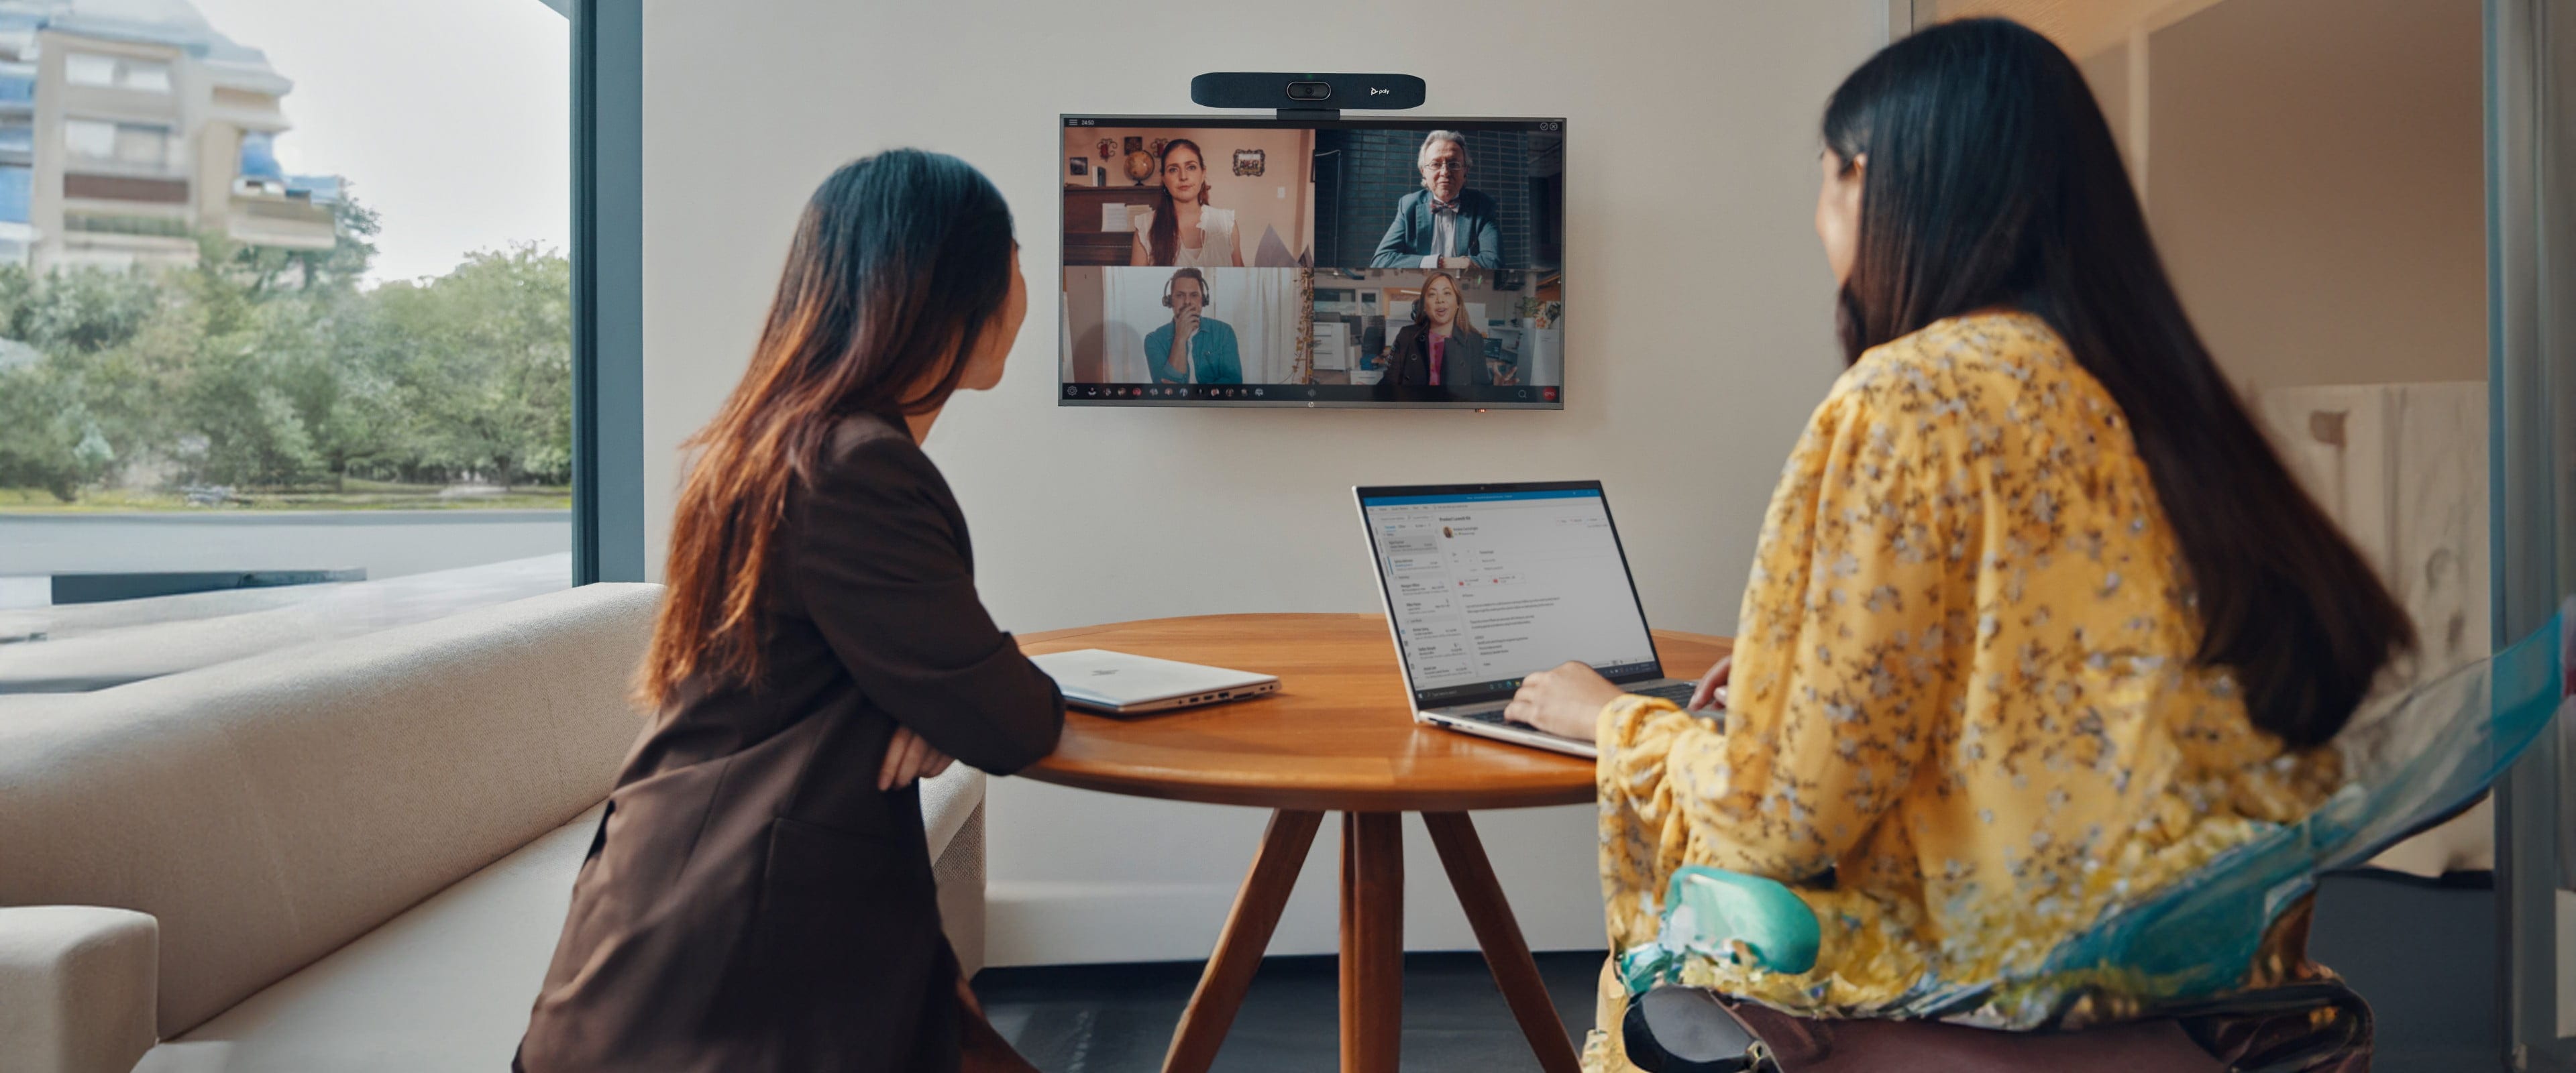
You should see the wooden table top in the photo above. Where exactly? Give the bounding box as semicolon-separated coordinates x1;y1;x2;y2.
1016;613;1731;813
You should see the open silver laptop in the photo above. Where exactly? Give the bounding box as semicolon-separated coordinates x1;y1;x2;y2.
1355;481;1701;757
1030;648;1281;714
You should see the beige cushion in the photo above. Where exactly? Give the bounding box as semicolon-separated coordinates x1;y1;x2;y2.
138;768;987;1072
0;583;659;1036
135;807;604;1073
921;767;989;973
0;906;157;1073
0;555;572;693
936;801;988;976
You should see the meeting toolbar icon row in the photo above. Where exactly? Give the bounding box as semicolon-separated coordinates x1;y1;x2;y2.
1067;384;1275;400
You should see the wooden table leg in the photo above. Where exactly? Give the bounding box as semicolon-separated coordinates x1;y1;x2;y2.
1340;811;1405;1072
1161;809;1324;1073
1424;811;1582;1073
1338;812;1358;1049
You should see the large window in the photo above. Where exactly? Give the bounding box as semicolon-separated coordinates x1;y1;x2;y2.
60;117;112;159
0;165;28;222
64;53;172;93
60;119;171;168
0;1;573;690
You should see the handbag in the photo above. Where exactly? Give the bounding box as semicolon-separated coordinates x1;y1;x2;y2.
1621;979;2371;1073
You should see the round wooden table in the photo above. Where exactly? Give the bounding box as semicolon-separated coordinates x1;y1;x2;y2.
1017;613;1730;1073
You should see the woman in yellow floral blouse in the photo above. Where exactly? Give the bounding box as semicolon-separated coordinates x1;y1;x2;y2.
1502;18;2414;1068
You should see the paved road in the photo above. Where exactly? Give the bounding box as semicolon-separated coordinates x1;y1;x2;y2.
0;510;575;585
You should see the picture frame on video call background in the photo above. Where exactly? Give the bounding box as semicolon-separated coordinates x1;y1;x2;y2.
1059;115;1565;409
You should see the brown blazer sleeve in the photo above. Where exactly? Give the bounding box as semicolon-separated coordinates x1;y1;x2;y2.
789;432;1064;775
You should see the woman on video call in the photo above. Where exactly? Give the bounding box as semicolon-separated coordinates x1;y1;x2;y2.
1497;19;2410;1069
1130;137;1244;268
516;150;1062;1073
1382;270;1488;388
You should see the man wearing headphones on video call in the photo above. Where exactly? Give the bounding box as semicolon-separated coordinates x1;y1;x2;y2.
1140;267;1242;385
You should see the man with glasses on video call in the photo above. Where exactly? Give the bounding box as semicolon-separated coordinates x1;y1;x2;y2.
1371;129;1503;270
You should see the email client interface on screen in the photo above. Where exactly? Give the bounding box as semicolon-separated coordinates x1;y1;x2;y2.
1361;486;1660;705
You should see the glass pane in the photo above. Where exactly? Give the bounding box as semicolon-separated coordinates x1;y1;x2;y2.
60;117;109;158
237;129;279;182
0;0;572;693
62;52;113;87
121;60;170;93
109;124;163;165
0;165;29;223
2532;0;2576;1046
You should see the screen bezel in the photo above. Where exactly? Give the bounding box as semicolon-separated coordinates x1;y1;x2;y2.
1354;479;1666;710
1060;113;1566;410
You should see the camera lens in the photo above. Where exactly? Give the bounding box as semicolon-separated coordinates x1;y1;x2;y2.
1287;80;1330;102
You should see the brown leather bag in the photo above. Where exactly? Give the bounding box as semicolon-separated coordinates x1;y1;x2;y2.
1719;984;2369;1073
1623;978;2371;1072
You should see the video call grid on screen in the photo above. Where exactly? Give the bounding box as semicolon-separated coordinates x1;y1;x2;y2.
1357;483;1664;707
1059;115;1565;410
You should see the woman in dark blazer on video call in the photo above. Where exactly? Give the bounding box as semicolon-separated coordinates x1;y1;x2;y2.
1383;270;1490;389
515;150;1063;1073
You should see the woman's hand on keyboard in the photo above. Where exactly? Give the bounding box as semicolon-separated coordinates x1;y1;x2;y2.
1505;661;1624;742
1688;655;1732;712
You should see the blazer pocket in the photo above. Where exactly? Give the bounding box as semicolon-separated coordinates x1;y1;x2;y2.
746;817;945;1067
750;817;941;1003
759;815;930;908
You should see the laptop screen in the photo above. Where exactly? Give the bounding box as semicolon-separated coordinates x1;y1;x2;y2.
1356;482;1664;707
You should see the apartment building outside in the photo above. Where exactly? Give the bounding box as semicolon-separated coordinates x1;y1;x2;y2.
0;0;334;271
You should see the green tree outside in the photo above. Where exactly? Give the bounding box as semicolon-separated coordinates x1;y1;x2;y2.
0;194;571;509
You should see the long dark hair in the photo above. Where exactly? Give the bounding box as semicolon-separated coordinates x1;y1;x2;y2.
1823;18;2411;748
641;149;1016;708
1146;138;1210;266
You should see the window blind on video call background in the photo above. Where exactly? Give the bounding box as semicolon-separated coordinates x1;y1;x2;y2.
1059;117;1565;408
1363;488;1658;703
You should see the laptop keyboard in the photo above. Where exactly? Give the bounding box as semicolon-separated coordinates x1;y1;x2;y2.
1444;681;1694;726
1631;681;1697;705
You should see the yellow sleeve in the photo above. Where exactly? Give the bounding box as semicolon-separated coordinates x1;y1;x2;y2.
1599;380;1965;884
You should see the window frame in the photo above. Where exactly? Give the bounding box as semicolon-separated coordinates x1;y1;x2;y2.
570;0;643;585
2489;0;2575;1066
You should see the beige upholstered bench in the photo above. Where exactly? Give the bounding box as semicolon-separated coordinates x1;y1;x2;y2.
0;583;989;1072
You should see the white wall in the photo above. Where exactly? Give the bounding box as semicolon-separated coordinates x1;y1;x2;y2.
643;0;1888;965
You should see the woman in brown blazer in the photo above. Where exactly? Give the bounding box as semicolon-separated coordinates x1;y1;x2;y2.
517;150;1062;1072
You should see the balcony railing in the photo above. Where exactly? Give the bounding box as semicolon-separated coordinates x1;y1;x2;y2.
64;213;188;237
227;192;334;251
237;196;333;225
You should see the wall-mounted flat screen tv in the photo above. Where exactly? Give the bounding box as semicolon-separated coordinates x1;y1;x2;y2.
1059;115;1564;409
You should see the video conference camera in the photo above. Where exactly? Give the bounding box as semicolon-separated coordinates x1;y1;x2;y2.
1191;72;1427;113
